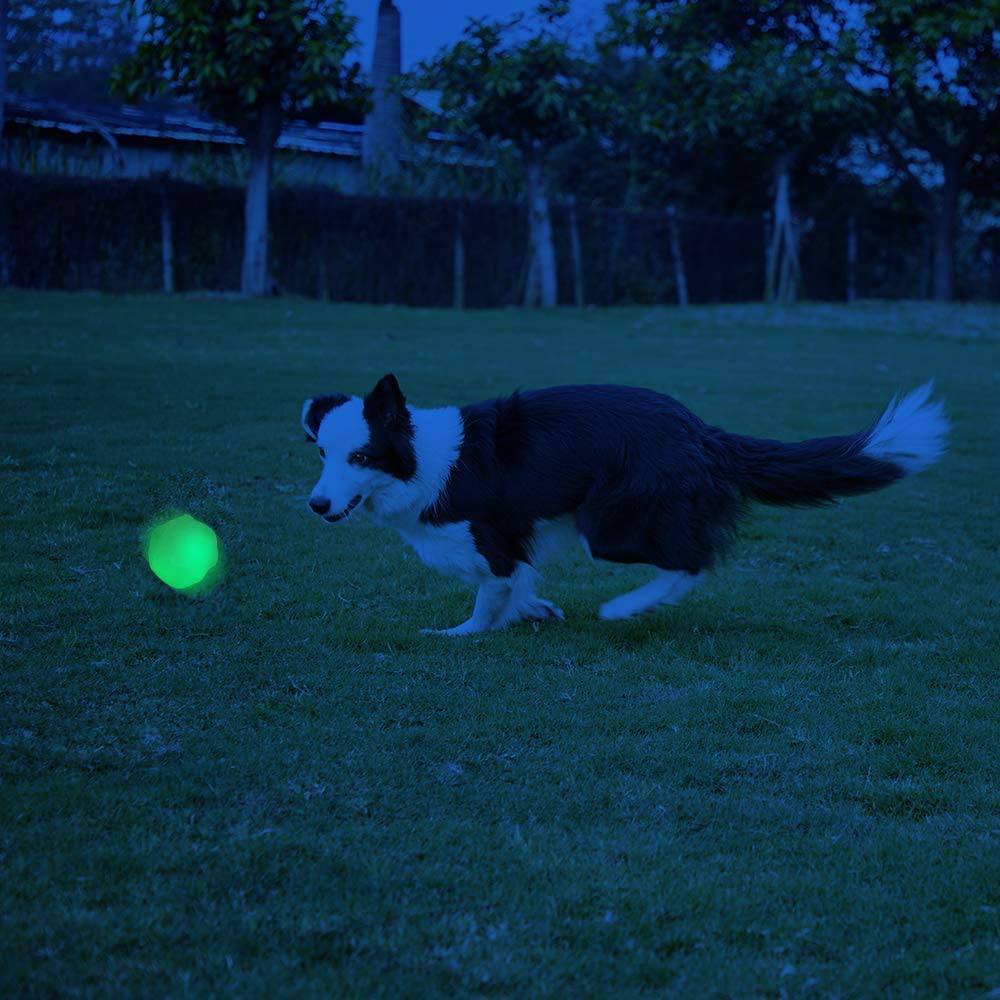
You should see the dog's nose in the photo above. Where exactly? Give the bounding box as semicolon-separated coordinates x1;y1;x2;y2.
309;497;331;516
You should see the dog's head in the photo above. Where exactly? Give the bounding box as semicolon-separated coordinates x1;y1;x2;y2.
301;374;416;524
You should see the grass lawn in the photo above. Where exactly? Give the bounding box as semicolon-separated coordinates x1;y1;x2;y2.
2;292;998;997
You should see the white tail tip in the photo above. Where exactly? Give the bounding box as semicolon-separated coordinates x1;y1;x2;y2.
863;381;949;475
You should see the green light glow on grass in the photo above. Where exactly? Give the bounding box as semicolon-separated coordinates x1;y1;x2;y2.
146;513;219;592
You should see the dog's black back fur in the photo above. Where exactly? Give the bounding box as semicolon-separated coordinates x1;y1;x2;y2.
422;385;903;578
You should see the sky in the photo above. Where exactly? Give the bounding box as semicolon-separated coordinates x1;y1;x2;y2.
344;0;607;70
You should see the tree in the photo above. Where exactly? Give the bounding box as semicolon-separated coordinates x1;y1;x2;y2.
4;0;136;103
1;0;8;286
413;1;592;307
4;1;138;179
595;2;713;210
113;0;369;296
803;0;1000;301
604;0;857;303
712;31;853;303
1;0;8;165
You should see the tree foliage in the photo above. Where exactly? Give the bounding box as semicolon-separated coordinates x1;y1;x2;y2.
604;1;858;169
805;0;999;181
112;0;369;141
412;1;592;161
111;0;370;296
5;0;135;102
410;1;599;307
801;0;999;298
598;0;862;300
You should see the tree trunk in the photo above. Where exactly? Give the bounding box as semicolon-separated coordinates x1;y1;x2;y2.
240;106;281;297
667;203;688;307
241;143;272;296
524;158;557;308
453;202;465;310
930;161;961;302
568;196;585;308
765;192;783;302
766;153;800;304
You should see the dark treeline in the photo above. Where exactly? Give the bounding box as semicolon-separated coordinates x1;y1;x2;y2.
1;1;998;303
408;0;998;305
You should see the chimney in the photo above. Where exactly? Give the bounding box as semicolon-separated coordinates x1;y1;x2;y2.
362;0;403;184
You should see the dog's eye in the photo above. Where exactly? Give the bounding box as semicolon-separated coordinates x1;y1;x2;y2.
350;450;368;466
318;447;326;459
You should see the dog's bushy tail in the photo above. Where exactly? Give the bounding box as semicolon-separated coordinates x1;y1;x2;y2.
725;383;949;508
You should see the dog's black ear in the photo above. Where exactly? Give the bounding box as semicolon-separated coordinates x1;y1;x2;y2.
302;393;349;441
364;374;407;430
301;398;317;441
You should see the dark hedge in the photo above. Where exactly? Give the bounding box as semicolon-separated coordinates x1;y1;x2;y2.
2;172;994;304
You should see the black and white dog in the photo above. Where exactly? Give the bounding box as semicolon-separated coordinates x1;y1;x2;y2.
302;375;947;635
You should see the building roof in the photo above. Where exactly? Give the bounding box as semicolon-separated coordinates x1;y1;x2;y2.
5;94;366;158
4;93;481;165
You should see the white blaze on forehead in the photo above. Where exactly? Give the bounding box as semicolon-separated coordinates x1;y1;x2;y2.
309;396;377;514
316;397;368;455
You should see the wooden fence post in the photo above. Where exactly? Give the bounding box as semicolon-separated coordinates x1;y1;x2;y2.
846;213;857;302
453;201;465;310
568;196;585;308
606;210;625;307
762;210;772;301
159;178;174;294
919;227;932;299
667;203;689;306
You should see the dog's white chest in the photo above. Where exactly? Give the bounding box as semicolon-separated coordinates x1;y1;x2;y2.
398;520;489;585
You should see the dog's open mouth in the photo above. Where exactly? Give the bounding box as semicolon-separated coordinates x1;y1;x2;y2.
323;495;363;523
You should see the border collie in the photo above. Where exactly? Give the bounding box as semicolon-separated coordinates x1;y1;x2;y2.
301;375;947;635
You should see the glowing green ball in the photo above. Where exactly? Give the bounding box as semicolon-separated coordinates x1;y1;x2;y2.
147;514;219;591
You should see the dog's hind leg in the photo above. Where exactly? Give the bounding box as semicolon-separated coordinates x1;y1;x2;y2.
422;577;512;636
598;569;704;621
